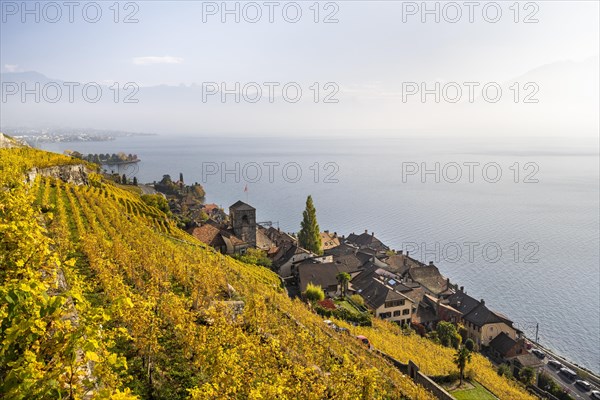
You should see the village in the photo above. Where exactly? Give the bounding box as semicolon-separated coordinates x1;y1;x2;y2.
182;198;600;395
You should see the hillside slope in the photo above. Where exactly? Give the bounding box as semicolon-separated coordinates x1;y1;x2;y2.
0;146;535;400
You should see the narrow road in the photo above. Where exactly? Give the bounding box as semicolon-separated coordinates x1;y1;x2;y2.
533;347;599;400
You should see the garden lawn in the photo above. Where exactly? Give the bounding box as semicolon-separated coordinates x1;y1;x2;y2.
335;299;360;313
451;381;497;400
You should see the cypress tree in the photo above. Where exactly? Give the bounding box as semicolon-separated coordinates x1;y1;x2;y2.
298;195;323;255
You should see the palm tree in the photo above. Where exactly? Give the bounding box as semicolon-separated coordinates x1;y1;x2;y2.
336;272;351;298
454;345;472;386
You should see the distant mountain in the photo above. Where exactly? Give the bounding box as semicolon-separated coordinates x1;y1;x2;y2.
1;57;598;136
0;70;55;83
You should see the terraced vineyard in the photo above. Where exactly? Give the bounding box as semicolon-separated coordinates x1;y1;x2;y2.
0;146;536;400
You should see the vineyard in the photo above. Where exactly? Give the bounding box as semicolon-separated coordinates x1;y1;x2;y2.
0;146;535;400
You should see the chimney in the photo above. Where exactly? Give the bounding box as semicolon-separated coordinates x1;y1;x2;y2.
429;261;434;266
333;232;337;237
371;232;374;237
460;286;464;292
398;250;403;255
325;230;329;234
365;229;368;234
480;299;485;305
406;251;410;257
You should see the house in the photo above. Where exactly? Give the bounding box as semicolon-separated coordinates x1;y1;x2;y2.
273;244;314;278
420;294;462;326
351;267;415;326
406;262;454;297
188;221;250;254
264;227;297;248
188;223;227;253
256;225;276;252
297;262;343;298
324;242;359;257
332;253;371;274
489;332;527;361
200;203;226;223
324;242;385;274
380;250;423;275
345;230;389;254
509;353;544;378
447;290;518;347
320;230;341;250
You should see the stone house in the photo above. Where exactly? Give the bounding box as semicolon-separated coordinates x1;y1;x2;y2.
352;267;415;326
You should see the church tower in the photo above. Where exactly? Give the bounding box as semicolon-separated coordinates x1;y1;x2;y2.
229;200;256;247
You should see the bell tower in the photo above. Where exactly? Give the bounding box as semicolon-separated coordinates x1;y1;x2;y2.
229;200;256;247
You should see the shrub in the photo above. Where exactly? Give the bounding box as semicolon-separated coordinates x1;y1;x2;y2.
432;371;460;384
304;283;325;302
465;338;475;351
497;363;511;378
233;248;272;268
519;367;535;385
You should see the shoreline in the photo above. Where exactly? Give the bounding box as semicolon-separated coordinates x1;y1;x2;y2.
527;336;600;384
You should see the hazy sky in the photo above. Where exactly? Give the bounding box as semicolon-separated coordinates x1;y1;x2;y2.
1;1;599;136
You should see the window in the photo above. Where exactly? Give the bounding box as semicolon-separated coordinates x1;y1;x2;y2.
379;312;391;319
393;310;401;317
385;300;405;308
402;309;410;315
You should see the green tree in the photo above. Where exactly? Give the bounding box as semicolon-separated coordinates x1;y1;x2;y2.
436;321;462;348
464;338;475;351
298;195;322;255
336;272;351;297
454;345;472;386
304;283;325;303
519;367;535;385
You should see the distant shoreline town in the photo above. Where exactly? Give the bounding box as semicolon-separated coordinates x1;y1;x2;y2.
3;128;156;145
